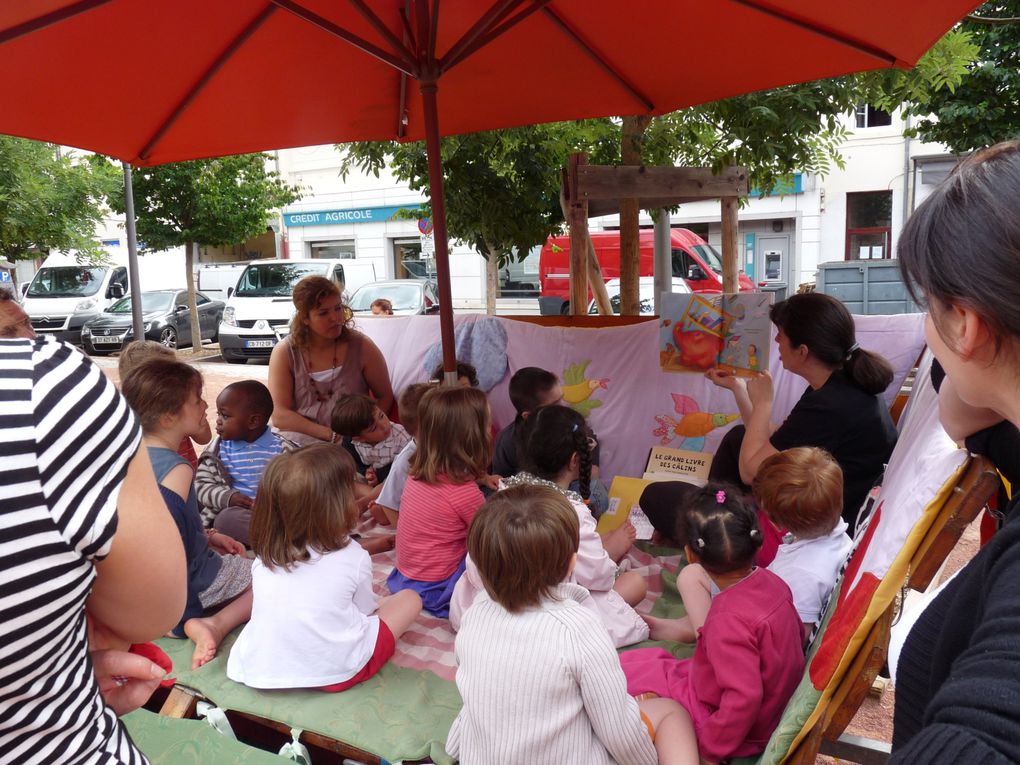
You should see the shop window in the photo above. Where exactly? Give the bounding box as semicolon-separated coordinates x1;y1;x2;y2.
855;104;892;129
309;240;355;259
393;238;435;280
845;191;892;260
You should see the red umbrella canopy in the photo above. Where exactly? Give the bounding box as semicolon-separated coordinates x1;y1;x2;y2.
0;0;981;166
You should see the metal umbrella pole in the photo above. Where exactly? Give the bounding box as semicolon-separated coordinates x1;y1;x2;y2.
122;162;144;343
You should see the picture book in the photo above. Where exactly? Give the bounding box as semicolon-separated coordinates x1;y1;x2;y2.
658;292;773;375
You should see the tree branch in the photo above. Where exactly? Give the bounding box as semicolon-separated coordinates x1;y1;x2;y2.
965;13;1020;25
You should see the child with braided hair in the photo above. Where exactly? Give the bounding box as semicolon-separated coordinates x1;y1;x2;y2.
620;485;804;764
450;404;649;647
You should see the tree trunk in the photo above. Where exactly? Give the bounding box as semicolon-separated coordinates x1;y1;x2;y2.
186;241;203;353
485;248;499;316
619;115;652;316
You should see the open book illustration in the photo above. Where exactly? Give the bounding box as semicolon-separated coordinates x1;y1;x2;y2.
658;292;773;375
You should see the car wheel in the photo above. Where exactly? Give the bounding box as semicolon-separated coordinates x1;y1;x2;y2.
159;326;178;349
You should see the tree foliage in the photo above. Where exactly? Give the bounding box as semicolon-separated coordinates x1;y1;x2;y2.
337;30;976;270
906;2;1020;152
0;136;120;262
109;154;300;350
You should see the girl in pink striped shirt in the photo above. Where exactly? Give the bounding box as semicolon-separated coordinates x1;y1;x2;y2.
387;386;492;617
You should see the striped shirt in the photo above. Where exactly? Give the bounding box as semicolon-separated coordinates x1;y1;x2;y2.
0;337;147;764
218;427;284;499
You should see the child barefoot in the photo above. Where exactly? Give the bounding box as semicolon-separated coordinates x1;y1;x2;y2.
621;487;805;764
388;386;491;617
121;360;252;669
451;404;648;647
227;445;421;690
447;485;694;765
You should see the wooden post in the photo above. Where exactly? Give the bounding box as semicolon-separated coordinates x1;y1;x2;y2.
619;116;651;315
567;154;590;316
721;196;740;294
560;178;611;315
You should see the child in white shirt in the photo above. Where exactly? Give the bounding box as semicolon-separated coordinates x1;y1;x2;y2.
227;444;421;691
447;484;694;765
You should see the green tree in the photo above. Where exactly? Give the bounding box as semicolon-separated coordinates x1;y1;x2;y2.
906;2;1020;152
0;136;119;263
116;155;300;351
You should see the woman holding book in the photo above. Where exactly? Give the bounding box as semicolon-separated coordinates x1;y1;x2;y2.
707;292;897;532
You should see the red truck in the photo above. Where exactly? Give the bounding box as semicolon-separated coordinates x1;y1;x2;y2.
538;229;755;314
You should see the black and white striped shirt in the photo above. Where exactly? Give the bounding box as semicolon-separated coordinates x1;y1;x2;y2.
1;337;147;765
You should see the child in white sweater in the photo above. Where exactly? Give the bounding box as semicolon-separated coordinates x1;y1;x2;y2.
447;485;694;765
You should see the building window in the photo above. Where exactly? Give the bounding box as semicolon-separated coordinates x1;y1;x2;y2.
845;191;892;260
393;238;435;280
309;240;355;259
855;104;892;129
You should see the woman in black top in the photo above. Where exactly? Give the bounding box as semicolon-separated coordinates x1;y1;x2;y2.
891;140;1020;764
708;292;897;530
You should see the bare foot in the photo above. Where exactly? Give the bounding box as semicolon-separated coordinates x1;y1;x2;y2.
601;521;637;562
183;617;224;669
359;535;395;555
641;614;696;643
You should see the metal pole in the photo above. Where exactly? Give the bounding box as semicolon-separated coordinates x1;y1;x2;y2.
653;208;670;315
419;79;458;385
122;162;144;343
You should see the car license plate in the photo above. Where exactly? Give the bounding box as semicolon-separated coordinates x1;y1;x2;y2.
92;335;122;344
244;339;276;349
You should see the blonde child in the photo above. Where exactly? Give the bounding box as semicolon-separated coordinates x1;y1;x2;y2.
447;485;694;765
450;404;649;647
645;448;849;644
620;486;804;764
387;386;490;617
121;359;252;669
227;445;421;690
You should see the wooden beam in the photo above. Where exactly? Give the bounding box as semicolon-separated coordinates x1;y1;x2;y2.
720;196;740;294
158;686;200;719
567;154;590;316
575;165;748;202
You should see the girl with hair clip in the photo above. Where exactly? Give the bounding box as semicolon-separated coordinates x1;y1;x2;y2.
227;444;421;691
388;386;492;618
450;404;649;647
620;485;804;765
707;292;897;532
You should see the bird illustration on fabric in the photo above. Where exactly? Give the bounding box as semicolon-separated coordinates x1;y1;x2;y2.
652;393;739;451
562;360;609;418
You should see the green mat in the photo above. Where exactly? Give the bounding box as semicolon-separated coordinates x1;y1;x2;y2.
123;709;288;764
155;631;462;765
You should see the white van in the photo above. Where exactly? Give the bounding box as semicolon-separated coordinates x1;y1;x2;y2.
197;261;250;302
218;258;376;363
24;249;186;344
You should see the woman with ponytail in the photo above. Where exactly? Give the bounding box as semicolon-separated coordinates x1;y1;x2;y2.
708;292;897;531
450;405;649;647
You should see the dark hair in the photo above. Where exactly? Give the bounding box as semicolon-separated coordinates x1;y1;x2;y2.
685;483;762;575
770;293;893;395
431;360;479;387
467;484;579;612
122;358;203;433
398;382;434;438
330;394;377;437
899;140;1020;356
222;380;274;420
519;405;592;501
508;366;559;418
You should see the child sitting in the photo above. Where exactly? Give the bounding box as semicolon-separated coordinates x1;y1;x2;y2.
121;359;252;669
752;447;851;636
227;445;421;690
491;366;610;515
620;485;805;764
430;360;479;388
370;298;394;315
447;484;693;765
194;380;283;545
373;382;433;526
332;393;411;484
450;404;648;647
388;386;490;617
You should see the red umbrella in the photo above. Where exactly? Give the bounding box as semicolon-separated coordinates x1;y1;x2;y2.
0;0;980;376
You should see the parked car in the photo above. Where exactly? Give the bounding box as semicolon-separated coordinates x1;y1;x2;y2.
81;289;223;355
588;277;692;316
349;279;440;316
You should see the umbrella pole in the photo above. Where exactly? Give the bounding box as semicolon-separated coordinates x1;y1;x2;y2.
420;80;458;385
122;162;144;344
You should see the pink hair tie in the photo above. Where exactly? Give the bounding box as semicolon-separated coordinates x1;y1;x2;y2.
715;490;726;504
